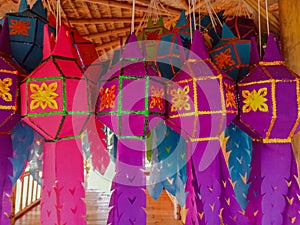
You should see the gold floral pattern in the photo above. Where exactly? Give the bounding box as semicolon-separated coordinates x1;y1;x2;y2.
0;78;13;102
242;88;269;113
150;86;164;110
170;85;190;112
30;82;59;110
9;19;30;36
213;48;235;70
99;85;116;111
224;83;237;108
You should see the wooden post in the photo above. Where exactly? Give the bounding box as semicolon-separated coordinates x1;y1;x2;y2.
279;0;300;179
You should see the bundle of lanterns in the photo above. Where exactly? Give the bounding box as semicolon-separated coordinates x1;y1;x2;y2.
0;1;299;225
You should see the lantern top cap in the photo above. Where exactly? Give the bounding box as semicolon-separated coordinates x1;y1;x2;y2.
222;23;236;39
189;30;210;60
18;0;28;12
157;16;164;26
121;32;143;59
43;24;75;59
262;33;284;63
18;0;47;20
147;17;154;27
0;17;11;55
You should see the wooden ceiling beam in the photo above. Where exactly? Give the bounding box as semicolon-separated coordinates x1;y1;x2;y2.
83;27;131;40
69;17;144;24
82;0;181;15
95;38;125;51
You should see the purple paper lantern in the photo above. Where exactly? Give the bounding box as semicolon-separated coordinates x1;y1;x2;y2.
167;31;249;225
0;18;26;225
238;33;300;225
238;33;299;141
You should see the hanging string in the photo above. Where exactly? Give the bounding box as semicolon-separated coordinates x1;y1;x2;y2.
56;0;62;39
198;0;201;31
205;0;216;31
131;0;136;34
192;0;196;31
265;0;270;35
188;0;193;42
258;0;262;57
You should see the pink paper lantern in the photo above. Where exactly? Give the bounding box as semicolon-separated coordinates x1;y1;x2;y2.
21;25;90;140
21;24;90;225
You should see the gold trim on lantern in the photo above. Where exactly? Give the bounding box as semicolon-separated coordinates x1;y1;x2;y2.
238;79;296;87
253;138;292;144
189;137;220;142
259;61;285;66
0;105;17;110
266;80;277;139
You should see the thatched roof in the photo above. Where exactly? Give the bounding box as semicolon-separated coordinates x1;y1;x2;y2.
0;0;279;57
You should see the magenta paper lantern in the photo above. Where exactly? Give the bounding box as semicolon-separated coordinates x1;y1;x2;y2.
96;33;166;225
21;24;90;225
167;31;250;225
96;34;166;139
237;34;300;225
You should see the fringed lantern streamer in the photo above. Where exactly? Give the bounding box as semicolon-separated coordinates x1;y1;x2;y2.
0;18;27;224
237;33;300;225
167;30;249;225
210;24;251;81
147;123;187;206
224;123;252;210
96;33;166;225
5;0;54;72
21;24;90;225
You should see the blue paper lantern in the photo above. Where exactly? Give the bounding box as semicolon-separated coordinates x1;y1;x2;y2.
5;0;54;72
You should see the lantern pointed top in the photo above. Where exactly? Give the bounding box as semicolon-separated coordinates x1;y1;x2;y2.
175;11;187;28
250;36;260;65
32;0;47;19
121;33;143;60
42;24;51;60
222;23;236;39
157;16;164;26
18;0;28;12
0;18;11;55
147;17;154;27
52;24;74;58
262;33;284;62
189;30;210;60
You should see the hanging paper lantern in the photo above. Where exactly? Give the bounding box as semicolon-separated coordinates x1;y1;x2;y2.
225;16;256;40
155;11;191;79
96;33;166;225
21;24;90;225
5;0;54;72
137;16;168;60
237;34;300;225
167;31;249;225
0;18;26;225
210;24;251;81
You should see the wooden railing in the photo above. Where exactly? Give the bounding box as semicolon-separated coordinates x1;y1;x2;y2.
10;171;42;224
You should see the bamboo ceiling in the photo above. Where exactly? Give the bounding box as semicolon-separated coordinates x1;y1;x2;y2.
0;0;279;58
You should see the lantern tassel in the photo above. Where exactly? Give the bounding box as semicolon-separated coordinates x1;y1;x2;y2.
192;140;250;225
0;135;13;225
246;142;300;225
107;139;146;225
40;139;86;225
